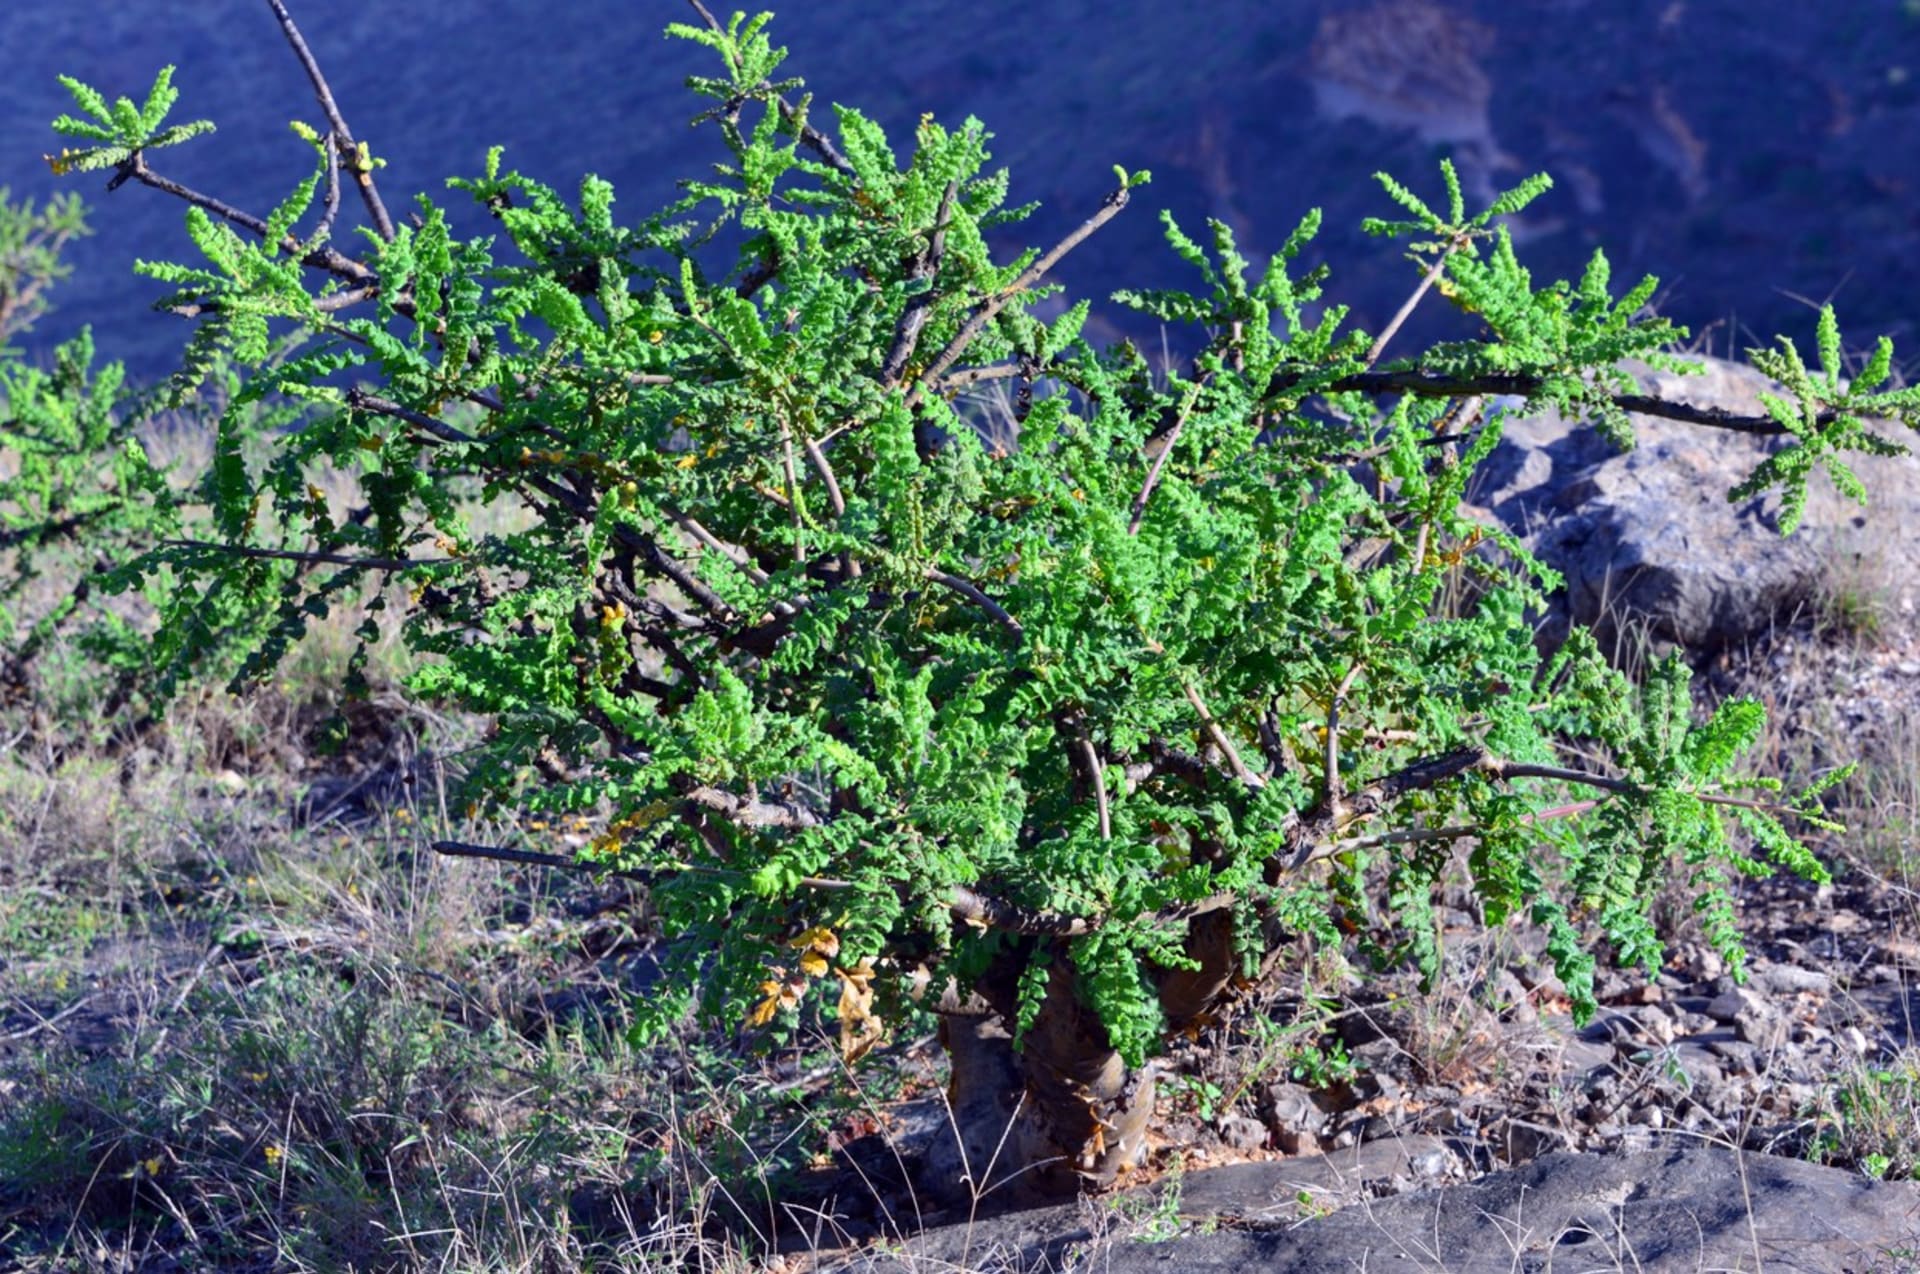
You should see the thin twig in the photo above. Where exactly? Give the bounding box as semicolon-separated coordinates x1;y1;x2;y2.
115;153;372;283
778;418;805;563
1364;231;1469;371
670;511;770;586
2;992;101;1041
1322;663;1365;816
1183;681;1262;790
925;568;1023;641
800;434;858;579
1126;377;1207;535
310;112;342;245
265;0;396;240
1075;732;1111;841
939;361;1836;440
347;389;476;445
880;180;957;388
431;839;853;892
161;539;450;572
907;181;1133;406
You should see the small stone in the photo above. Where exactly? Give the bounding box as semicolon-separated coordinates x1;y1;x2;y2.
1405;1143;1457;1179
1496;1118;1568;1163
1262;1082;1328;1138
1709;1038;1760;1075
1705;986;1762;1024
1706;986;1786;1047
1757;965;1831;996
1218;1113;1269;1153
1580;1013;1640;1046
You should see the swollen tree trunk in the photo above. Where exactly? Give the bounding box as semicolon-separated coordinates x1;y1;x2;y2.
924;911;1241;1203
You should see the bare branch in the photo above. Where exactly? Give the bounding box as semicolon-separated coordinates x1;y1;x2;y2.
431;839;853;892
347;389;476;445
925;568;1023;641
114;153;372;284
1071;731;1111;841
678;782;824;831
161;538;449;572
879;180;957;389
1363;230;1470;371
800;433;858;579
948;885;1096;937
1127;377;1207;535
1182;680;1263;791
907;181;1133;407
937;359;1829;441
265;0;396;240
1322;663;1365;816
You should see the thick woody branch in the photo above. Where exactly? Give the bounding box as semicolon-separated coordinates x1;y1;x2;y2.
677;780;825;831
948;885;1097;938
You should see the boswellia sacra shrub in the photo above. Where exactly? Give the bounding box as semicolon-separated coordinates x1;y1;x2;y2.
16;2;1920;1197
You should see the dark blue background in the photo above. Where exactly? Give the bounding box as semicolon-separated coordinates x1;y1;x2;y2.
4;1;1918;379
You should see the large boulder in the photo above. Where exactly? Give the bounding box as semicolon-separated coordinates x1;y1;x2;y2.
1465;356;1920;660
833;1145;1920;1272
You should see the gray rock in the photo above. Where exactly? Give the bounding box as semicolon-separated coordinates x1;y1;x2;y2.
1707;984;1789;1048
1260;1081;1329;1146
1466;356;1920;656
1760;964;1835;996
1216;1113;1269;1153
1494;1116;1569;1164
1476;965;1537;1025
830;1147;1920;1272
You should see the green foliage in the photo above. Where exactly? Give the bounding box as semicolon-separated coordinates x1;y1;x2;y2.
46;65;214;177
0;324;181;707
15;10;1902;1088
0;187;90;346
1732;305;1920;533
1806;1050;1920;1181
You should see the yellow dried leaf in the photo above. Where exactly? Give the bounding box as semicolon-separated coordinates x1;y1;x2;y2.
798;948;829;978
789;926;840;960
747;979;786;1028
835;958;883;1062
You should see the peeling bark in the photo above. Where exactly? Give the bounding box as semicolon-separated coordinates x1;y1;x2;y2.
926;912;1244;1203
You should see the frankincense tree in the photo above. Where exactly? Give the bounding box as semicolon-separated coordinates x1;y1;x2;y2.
18;1;1920;1196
